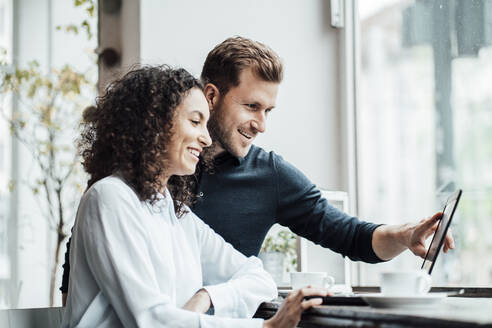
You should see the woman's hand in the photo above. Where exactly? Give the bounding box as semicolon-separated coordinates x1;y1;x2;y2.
263;287;329;328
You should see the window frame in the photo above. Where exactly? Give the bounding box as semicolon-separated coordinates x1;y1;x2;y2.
337;0;365;286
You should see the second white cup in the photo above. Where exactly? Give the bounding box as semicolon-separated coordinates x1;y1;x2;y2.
380;270;432;296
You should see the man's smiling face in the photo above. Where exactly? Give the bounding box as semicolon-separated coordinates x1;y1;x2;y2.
207;68;279;158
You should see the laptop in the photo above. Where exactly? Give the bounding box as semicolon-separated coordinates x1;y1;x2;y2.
300;189;462;306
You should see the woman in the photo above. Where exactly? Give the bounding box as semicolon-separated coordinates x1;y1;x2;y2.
62;65;326;328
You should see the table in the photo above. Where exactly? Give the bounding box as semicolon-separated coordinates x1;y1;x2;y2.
254;288;492;328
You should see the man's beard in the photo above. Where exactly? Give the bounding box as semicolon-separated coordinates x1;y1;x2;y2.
207;103;244;158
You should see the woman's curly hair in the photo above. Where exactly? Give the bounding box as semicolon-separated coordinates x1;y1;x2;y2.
79;65;204;217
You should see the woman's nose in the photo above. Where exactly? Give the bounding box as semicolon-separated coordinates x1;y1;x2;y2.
199;129;212;147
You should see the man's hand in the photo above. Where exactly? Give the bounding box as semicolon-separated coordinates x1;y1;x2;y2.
372;212;455;261
263;287;329;328
406;212;455;258
182;289;212;314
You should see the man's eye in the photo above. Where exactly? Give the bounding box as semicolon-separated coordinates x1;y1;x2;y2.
246;104;257;110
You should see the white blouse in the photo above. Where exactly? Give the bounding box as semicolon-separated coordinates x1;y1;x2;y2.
61;175;277;328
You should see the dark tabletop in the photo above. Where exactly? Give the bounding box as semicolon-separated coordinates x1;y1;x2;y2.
255;288;492;328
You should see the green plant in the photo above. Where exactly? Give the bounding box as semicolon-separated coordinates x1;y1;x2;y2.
261;229;297;272
56;0;96;40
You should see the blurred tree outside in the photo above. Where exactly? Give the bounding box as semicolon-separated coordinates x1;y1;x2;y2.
0;0;96;306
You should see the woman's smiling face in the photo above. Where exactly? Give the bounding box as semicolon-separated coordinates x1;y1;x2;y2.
165;87;212;177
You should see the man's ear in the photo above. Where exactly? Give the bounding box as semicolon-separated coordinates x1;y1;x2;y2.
203;83;220;111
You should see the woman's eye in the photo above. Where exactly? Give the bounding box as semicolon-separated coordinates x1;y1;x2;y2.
191;120;200;125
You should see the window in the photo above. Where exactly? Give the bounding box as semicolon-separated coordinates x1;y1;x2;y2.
0;0;12;309
357;0;492;286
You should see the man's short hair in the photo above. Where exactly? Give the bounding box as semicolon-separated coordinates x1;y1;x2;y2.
201;36;283;94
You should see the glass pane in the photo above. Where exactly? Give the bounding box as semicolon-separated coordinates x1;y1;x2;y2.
358;0;492;286
0;0;11;309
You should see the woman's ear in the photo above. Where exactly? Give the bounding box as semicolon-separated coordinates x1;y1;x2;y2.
203;83;220;111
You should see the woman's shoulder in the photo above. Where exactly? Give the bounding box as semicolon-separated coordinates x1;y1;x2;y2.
84;175;139;204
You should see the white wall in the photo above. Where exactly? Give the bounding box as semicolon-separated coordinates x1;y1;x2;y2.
140;0;345;191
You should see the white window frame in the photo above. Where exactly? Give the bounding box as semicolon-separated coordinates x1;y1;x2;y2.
337;0;365;286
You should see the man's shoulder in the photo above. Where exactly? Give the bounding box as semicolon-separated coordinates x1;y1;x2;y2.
249;145;298;171
248;144;283;166
248;146;311;186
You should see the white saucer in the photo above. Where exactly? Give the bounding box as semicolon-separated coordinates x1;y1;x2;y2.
361;293;448;308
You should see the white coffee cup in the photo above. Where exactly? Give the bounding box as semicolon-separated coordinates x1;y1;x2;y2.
290;272;335;290
380;270;432;296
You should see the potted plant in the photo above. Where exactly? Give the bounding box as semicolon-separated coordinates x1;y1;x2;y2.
259;229;297;284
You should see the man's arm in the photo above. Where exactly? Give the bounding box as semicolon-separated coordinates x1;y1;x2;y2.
272;153;454;263
372;212;455;261
273;154;383;263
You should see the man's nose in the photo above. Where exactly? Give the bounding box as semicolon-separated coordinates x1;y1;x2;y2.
251;112;266;133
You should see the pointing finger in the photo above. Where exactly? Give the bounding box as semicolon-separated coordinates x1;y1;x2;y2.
416;212;442;233
424;223;438;239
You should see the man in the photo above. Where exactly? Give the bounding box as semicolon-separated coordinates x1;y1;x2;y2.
61;36;453;305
